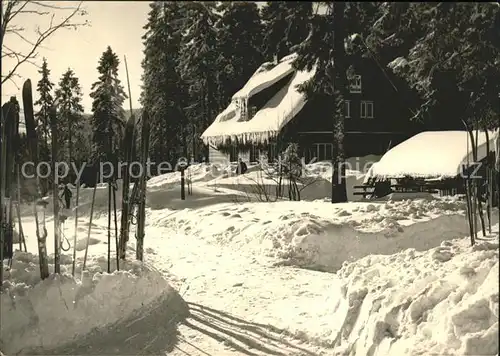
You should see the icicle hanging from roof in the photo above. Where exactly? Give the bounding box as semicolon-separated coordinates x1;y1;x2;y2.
200;54;317;147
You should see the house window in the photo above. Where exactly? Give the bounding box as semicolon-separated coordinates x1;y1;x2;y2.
344;100;351;118
268;143;278;162
237;99;247;121
249;106;258;119
311;143;334;161
249;145;260;163
349;75;362;94
360;100;374;118
229;145;238;162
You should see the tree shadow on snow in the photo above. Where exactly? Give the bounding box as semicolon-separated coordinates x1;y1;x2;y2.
183;302;320;356
147;187;241;211
23;288;190;355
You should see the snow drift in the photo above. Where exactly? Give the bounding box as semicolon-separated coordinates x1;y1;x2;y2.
141;195;498;355
149;196;497;272
1;254;188;355
335;228;499;355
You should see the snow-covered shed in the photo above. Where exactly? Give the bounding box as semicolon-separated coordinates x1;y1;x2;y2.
365;130;499;181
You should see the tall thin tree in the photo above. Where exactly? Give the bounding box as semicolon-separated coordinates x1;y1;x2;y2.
89;46;127;268
89;46;127;164
293;2;349;202
141;1;187;166
55;68;84;166
34;57;54;163
178;2;220;161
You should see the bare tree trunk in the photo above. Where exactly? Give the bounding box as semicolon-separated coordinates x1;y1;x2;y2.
473;129;486;236
484;129;492;234
43;128;49;196
330;1;348;203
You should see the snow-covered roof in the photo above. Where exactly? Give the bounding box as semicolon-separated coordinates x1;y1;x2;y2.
365;130;499;180
201;54;316;146
231;53;298;100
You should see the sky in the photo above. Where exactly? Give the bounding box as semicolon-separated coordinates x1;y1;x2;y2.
2;1;321;114
2;1;152;113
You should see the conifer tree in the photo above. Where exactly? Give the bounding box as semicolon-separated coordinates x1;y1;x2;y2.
261;2;312;61
34;57;54;162
216;2;264;104
141;1;188;167
178;2;220;161
293;2;349;203
367;3;500;130
55;68;84;164
89;46;127;165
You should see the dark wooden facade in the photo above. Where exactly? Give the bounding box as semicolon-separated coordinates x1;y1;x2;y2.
281;59;421;162
209;58;462;164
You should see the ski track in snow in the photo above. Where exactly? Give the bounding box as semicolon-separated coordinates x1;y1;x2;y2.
15;215;339;355
144;232;338;355
4;167;499;355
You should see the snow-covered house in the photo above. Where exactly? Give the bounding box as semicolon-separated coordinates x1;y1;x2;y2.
201;53;424;164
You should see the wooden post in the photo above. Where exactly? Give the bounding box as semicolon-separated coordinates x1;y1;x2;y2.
107;181;111;273
181;167;186;201
112;183;119;271
72;182;80;276
82;170;98;271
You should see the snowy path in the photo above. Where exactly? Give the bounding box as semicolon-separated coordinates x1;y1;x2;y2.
15;214;342;355
140;229;342;356
10;194;496;355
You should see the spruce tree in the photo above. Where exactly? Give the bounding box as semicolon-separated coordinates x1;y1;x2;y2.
89;46;127;166
178;2;220;161
216;2;264;105
368;3;500;130
293;3;349;203
55;68;84;165
141;1;188;168
34;57;54;162
261;2;312;61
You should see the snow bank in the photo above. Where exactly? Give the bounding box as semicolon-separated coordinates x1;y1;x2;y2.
1;253;187;355
335;226;499;355
141;193;497;355
146;155;380;203
367;130;499;179
150;196;495;272
21;154;381;220
147;163;217;189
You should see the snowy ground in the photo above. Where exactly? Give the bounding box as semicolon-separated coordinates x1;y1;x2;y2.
2;162;499;355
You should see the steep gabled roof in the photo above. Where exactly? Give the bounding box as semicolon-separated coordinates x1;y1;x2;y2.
232;53;297;100
201;54;316;147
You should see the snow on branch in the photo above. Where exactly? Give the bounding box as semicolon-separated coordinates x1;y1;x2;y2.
1;0;89;86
